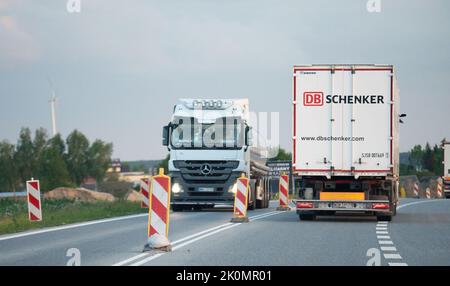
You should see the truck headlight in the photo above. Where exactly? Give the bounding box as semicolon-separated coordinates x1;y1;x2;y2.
228;182;238;194
172;182;184;193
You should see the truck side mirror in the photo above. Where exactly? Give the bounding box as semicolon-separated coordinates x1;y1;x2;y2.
162;125;170;146
245;126;253;147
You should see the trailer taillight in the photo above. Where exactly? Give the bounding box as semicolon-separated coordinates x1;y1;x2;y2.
372;203;390;210
297;202;314;209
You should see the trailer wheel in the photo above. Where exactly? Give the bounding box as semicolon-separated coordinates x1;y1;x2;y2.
248;187;256;210
391;203;397;216
172;205;184;212
377;215;392;222
299;214;315;221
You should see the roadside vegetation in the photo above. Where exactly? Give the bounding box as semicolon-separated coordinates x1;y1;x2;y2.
0;198;147;235
0;127;112;193
400;142;444;178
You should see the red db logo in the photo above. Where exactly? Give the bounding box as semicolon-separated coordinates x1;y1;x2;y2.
303;92;323;106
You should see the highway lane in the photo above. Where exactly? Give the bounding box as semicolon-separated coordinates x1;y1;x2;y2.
0;205;276;266
136;199;450;266
389;199;450;265
0;199;449;266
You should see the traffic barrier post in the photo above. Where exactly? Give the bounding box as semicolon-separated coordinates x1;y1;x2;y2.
426;187;431;199
26;179;42;222
231;174;250;223
413;181;420;198
140;178;150;208
143;168;172;252
277;173;291;211
437;177;443;199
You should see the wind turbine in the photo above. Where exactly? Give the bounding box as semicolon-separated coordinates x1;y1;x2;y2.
47;78;58;136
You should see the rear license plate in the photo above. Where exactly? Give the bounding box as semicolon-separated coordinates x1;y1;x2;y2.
333;202;355;209
198;187;215;192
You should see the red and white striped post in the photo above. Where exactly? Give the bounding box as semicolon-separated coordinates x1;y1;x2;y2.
426;187;431;199
437;177;443;199
26;179;42;222
144;169;172;252
140;178;150;208
277;173;290;211
231;174;250;223
413;181;420;198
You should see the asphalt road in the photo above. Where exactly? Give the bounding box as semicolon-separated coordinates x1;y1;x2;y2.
0;199;449;266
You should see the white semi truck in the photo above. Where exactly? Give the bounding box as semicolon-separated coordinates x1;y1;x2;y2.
162;99;271;211
292;64;400;221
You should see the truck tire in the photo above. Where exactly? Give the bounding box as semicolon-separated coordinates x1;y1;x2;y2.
256;199;264;209
172;205;184;212
391;203;397;216
299;214;315;221
377;215;392;222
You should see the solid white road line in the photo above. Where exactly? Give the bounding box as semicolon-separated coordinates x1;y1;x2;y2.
0;213;148;242
384;253;402;259
113;210;284;266
131;224;242;266
397;199;447;210
112;222;233;266
123;210;285;266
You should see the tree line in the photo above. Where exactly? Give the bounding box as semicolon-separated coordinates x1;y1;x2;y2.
0;128;113;193
401;142;444;177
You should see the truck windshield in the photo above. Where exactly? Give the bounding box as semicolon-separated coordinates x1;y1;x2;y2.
170;117;245;149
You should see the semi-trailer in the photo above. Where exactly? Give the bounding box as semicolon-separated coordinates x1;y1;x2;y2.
292;64;400;221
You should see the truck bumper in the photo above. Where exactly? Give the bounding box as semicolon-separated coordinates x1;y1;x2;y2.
295;200;393;215
170;171;240;206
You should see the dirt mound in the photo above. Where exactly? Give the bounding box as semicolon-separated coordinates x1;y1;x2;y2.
44;188;116;202
125;190;142;202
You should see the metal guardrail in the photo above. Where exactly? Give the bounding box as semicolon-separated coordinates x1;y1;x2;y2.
0;192;27;198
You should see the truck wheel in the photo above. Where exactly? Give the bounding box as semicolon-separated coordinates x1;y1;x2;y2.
172;205;184;212
391;203;397;216
377;215;392;222
248;188;256;210
299;214;315;221
256;199;264;209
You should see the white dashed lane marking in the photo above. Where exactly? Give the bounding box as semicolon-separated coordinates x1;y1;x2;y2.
375;222;408;266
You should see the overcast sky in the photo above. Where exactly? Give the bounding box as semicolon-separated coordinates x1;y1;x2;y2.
1;0;449;160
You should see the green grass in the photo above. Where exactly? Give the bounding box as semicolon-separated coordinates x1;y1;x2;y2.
0;198;147;235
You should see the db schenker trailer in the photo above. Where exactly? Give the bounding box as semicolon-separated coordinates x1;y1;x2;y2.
293;64;400;222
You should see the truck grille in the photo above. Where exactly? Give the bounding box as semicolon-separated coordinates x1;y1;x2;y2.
173;160;239;184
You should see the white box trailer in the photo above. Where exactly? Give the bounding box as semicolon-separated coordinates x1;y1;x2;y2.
293;64;400;221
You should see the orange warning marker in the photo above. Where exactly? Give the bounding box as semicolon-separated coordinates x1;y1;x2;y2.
231;174;250;223
277;173;291;211
26;179;42;222
143;168;172;252
140;178;150;208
